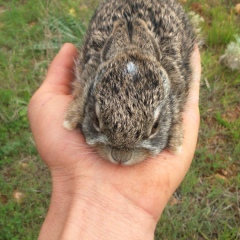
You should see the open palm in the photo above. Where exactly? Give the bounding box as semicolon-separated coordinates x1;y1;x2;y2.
28;43;201;238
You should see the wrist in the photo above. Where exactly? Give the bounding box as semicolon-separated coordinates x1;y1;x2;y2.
60;179;156;240
40;169;157;240
38;171;76;240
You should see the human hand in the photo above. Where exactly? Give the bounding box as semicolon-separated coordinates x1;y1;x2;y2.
28;43;201;240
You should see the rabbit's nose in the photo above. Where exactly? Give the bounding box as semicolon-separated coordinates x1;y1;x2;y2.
111;148;132;164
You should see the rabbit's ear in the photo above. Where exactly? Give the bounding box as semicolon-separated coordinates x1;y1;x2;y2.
102;20;130;61
102;18;161;61
132;19;161;61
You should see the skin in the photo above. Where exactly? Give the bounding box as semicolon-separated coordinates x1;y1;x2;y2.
28;43;201;240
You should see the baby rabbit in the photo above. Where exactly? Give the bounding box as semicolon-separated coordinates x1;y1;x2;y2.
64;0;196;165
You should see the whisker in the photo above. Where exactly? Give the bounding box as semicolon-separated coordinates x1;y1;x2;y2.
63;139;86;146
74;153;104;175
65;145;95;152
71;151;98;159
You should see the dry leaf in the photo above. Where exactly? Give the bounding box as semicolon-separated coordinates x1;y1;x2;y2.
13;190;25;203
79;4;88;11
214;174;230;183
19;162;29;169
191;3;203;15
236;3;240;14
169;197;181;206
0;193;8;204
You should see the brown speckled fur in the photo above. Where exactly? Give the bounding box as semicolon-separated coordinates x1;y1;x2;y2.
64;0;196;165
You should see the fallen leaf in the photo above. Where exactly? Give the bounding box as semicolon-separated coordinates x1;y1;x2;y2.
69;8;76;17
0;6;6;14
79;4;88;11
0;193;8;204
13;190;25;203
19;162;29;169
214;173;230;183
236;3;240;14
169;197;181;206
191;3;203;15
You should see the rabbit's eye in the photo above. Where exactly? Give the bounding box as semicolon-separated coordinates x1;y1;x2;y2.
94;115;100;132
150;121;159;136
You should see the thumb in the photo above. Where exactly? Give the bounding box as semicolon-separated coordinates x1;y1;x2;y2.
42;43;78;95
28;43;78;129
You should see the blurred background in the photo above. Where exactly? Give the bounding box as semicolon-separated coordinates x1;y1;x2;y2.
0;0;239;239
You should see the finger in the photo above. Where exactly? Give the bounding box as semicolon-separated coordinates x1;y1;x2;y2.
156;45;201;186
181;44;201;167
183;44;201;124
151;45;201;204
43;43;78;94
187;44;201;108
28;44;77;129
119;46;201;213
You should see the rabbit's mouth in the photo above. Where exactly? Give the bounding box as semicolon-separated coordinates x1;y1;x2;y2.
95;145;150;165
111;148;132;164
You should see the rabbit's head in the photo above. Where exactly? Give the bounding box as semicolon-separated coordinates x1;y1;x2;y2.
79;48;172;165
64;18;173;165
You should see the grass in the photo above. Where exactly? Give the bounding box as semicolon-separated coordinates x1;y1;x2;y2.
0;0;239;239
